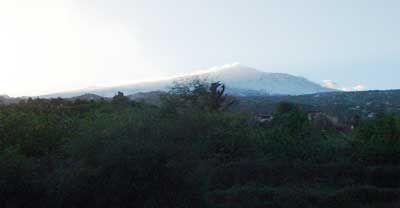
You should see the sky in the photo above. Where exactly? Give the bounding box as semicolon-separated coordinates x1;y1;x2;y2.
1;0;399;96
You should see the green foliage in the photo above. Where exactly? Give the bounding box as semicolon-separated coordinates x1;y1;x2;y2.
276;102;298;114
0;91;399;207
111;91;131;107
353;113;400;164
164;79;235;113
0;147;44;207
272;102;311;138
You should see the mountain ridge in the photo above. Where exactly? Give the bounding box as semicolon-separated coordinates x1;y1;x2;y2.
42;64;335;98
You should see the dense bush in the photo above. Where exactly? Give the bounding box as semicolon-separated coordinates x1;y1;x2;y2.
0;85;399;207
353;113;400;164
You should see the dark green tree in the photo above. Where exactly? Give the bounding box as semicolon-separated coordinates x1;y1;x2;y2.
111;91;131;107
208;81;235;111
165;79;234;113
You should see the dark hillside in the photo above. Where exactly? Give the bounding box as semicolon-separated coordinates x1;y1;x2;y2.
1;84;400;207
232;90;400;120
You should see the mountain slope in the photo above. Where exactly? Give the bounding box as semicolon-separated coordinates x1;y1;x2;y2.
202;64;334;95
44;64;334;98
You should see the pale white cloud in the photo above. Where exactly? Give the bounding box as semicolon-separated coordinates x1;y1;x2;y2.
321;80;340;89
353;85;366;91
321;80;366;91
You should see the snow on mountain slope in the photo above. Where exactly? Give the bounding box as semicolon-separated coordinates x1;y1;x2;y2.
202;64;334;95
44;64;335;98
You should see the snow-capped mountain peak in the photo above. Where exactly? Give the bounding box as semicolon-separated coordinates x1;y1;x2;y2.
44;64;334;98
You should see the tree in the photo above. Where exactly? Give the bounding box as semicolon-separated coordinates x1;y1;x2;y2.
208;81;235;111
276;102;297;114
273;102;310;137
111;91;131;107
165;79;234;112
353;113;400;164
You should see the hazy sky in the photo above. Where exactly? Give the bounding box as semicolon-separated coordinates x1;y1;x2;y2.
1;0;399;96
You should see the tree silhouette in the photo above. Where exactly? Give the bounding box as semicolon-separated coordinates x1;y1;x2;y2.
208;81;235;111
112;91;130;106
167;80;234;112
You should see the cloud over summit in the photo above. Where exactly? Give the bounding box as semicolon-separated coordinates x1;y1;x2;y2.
322;80;366;91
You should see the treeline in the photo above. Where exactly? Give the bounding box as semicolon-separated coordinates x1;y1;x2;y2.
232;90;400;122
0;81;400;207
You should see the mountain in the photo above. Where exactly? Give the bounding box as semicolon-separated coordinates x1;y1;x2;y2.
200;64;334;96
43;64;334;98
70;93;107;101
0;95;22;105
128;91;166;105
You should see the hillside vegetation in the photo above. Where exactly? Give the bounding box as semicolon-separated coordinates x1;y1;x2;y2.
1;81;400;208
232;90;400;120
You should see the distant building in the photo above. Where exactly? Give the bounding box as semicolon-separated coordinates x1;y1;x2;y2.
306;110;340;126
255;114;274;123
367;112;376;119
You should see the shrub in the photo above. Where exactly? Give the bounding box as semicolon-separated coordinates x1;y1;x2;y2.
353;114;400;164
